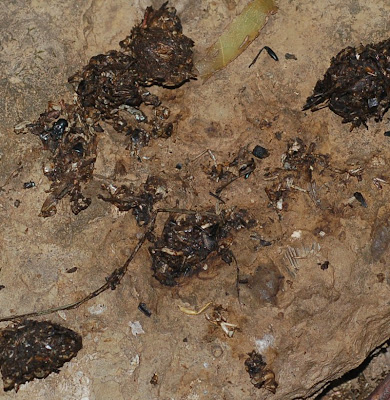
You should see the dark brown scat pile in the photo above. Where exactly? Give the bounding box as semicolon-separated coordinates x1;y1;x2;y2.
119;1;195;87
149;209;256;286
16;3;195;217
0;320;82;392
303;38;390;128
68;2;195;129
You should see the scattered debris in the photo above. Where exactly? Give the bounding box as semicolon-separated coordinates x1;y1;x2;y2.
250;233;272;250
0;320;82;392
129;354;140;375
99;176;166;225
245;350;278;393
87;304;107;315
205;305;238;337
138;302;152;317
319;260;330;270
129;321;145;336
15;3;194;217
178;302;212;316
265;138;329;209
15;104;97;217
283;242;321;277
150;373;159;385
208;147;256;195
149;208;255;286
303;38;390;128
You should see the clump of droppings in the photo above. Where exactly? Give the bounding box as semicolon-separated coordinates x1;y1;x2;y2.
0;320;82;392
303;38;390;128
149;209;256;286
15;3;195;217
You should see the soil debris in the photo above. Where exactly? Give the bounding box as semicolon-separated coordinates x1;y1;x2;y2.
353;191;367;208
149;208;256;286
245;350;278;393
178;301;212;316
99;176;166;226
208;147;256;195
205;305;238;337
150;373;159;385
16;103;97;217
265;138;329;209
0;320;82;392
303;38;390;128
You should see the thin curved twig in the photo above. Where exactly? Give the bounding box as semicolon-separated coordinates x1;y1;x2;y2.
0;213;157;323
0;206;219;323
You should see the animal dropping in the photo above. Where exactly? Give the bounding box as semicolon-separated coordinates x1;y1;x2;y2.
303;38;390;128
15;3;195;217
149;209;256;286
0;320;82;392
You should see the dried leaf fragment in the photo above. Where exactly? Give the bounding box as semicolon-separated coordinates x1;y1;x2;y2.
195;0;277;79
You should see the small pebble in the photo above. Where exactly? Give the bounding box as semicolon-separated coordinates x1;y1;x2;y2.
259;239;272;247
384;131;390;137
129;321;144;336
353;192;367;208
320;261;329;270
285;53;297;60
72;142;84;155
252;145;269;159
138;302;152;317
23;181;35;189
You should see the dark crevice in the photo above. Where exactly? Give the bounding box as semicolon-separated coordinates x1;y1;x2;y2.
315;339;390;399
